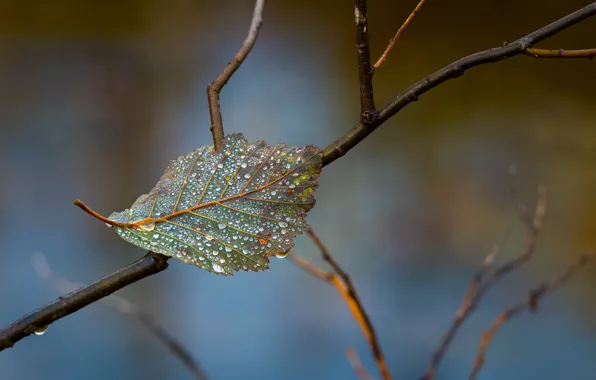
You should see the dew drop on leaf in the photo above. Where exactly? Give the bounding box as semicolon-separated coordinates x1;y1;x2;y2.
218;223;226;230
278;221;288;228
137;222;155;232
212;263;224;273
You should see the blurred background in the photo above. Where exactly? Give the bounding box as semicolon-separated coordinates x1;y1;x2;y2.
0;0;595;379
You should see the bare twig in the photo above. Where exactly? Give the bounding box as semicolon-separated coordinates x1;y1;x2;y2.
423;169;548;380
0;252;169;351
346;347;375;380
354;0;376;119
373;0;427;70
523;47;596;58
31;253;207;380
288;230;393;380
422;233;508;380
469;252;596;379
322;2;596;167
207;0;265;151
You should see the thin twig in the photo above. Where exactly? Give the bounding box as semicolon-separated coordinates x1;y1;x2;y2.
288;230;393;380
523;47;596;58
423;168;548;379
207;0;265;151
322;2;596;167
469;252;596;379
30;253;207;380
354;0;376;119
373;0;427;70
346;347;375;380
422;232;508;380
0;252;169;351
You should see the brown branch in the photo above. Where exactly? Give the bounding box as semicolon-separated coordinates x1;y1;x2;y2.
372;0;427;70
322;2;596;167
288;229;393;380
469;252;596;379
523;47;596;58
354;0;376;119
423;169;548;380
422;233;508;380
0;251;169;351
31;253;207;380
207;0;265;151
346;347;375;380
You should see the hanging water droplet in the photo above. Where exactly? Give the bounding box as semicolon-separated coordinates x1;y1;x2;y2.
34;325;49;336
275;252;288;259
218;223;226;230
137;222;155;232
105;223;113;228
241;162;247;169
278;221;288;228
212;263;224;273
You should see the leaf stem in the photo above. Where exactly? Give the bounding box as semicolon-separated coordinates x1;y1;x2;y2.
73;199;128;228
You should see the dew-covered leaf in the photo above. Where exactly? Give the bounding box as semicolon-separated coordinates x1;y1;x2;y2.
78;134;321;275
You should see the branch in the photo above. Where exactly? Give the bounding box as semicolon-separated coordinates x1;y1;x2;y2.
354;0;376;119
207;0;265;151
423;170;547;380
31;253;207;380
0;252;169;351
372;0;427;70
322;2;596;167
422;233;508;380
469;251;596;379
288;229;393;380
523;47;596;58
346;347;375;380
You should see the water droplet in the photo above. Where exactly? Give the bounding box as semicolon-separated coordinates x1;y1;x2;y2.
218;223;226;230
199;256;205;261
289;184;296;189
278;221;288;228
271;190;277;195
212;263;224;273
281;229;287;234
213;250;219;256
217;163;224;168
225;246;232;252
34;325;49;336
205;235;213;241
137;222;155;232
153;233;159;239
275;252;288;259
241;162;247;169
105;223;113;228
244;173;251;179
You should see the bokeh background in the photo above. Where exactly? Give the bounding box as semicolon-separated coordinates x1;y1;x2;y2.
0;0;595;379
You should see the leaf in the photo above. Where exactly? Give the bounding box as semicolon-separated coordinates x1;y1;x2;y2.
75;133;322;275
